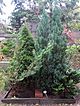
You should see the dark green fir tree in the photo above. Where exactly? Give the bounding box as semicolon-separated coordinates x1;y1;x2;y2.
35;9;50;90
36;9;49;51
35;6;80;98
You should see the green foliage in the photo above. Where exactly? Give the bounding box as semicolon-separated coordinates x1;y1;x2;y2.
1;39;15;58
66;45;80;58
52;68;80;98
8;25;34;81
10;2;26;31
26;9;39;22
27;42;53;75
34;6;80;98
66;45;80;69
0;68;9;91
69;22;80;30
7;0;80;98
1;46;9;55
10;0;80;32
67;45;80;53
36;9;49;50
11;0;39;31
36;0;80;28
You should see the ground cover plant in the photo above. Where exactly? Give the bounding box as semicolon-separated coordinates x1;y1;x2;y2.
1;39;16;58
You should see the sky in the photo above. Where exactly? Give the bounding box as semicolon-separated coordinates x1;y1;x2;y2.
0;0;14;24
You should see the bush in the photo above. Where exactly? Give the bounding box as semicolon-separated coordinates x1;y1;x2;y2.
66;45;80;56
1;46;9;55
66;45;80;69
1;39;16;58
8;24;35;81
0;68;9;91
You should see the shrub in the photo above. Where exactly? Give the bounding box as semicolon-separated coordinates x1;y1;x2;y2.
34;7;80;98
8;24;35;81
0;68;9;91
1;39;15;58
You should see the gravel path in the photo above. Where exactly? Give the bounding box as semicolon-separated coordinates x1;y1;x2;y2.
0;103;80;106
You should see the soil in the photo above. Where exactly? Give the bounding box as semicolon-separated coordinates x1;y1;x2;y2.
8;77;35;98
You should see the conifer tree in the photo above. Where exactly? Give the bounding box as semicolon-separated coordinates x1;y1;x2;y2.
35;9;50;90
9;24;34;81
36;9;49;50
8;24;35;98
35;6;80;98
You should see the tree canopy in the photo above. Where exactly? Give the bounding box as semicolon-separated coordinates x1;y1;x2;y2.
10;0;39;32
10;2;26;31
10;0;80;31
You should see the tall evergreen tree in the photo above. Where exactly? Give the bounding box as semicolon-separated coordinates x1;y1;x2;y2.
34;9;51;91
35;6;80;98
